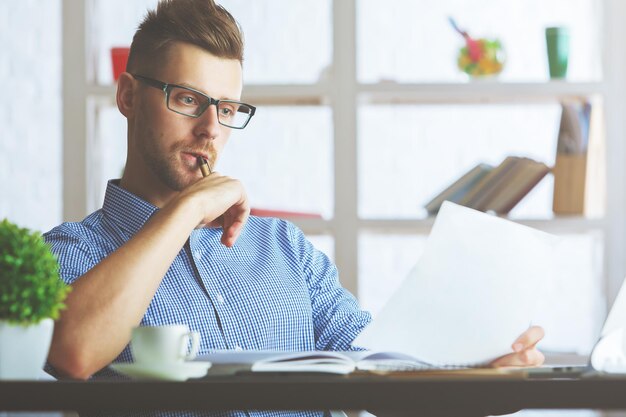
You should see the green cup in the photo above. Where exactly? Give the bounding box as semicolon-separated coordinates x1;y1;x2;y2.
545;27;570;79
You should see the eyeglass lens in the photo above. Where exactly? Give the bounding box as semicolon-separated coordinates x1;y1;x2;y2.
167;86;252;128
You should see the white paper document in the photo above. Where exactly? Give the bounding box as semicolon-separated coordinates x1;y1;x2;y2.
354;201;557;367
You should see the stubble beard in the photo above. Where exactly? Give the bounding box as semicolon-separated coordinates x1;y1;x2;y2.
141;131;199;192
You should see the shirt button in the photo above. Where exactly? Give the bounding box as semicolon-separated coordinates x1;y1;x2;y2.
193;250;202;260
216;294;225;304
234;346;243;351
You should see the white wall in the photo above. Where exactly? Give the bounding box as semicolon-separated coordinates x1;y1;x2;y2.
2;8;69;417
0;0;62;233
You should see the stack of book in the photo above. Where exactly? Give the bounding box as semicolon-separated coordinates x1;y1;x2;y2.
424;156;551;215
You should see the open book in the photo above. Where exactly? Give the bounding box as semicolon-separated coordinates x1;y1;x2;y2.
196;350;436;375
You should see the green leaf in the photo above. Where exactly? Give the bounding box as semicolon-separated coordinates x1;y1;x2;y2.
0;218;71;324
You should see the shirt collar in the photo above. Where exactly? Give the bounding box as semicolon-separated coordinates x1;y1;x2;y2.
102;180;159;235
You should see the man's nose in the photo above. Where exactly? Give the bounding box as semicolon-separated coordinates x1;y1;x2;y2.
193;104;221;140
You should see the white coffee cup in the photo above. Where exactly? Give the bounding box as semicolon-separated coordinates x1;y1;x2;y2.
131;324;200;364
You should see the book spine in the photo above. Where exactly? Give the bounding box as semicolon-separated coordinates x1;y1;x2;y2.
496;165;550;214
464;157;520;211
424;164;492;214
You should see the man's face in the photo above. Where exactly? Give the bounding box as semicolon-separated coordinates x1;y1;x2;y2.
131;42;243;191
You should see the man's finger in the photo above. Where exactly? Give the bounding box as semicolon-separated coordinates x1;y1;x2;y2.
221;221;244;247
512;325;544;351
491;348;545;368
220;204;249;247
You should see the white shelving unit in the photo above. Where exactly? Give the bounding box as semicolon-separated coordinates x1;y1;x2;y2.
63;0;626;314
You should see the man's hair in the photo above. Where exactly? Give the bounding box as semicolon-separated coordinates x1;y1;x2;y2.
127;0;244;75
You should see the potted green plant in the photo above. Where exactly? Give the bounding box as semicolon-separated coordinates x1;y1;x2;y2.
0;218;71;379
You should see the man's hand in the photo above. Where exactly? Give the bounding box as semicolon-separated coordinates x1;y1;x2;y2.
177;171;250;247
489;325;545;368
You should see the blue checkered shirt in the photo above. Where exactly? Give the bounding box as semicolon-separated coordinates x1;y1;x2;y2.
44;180;372;417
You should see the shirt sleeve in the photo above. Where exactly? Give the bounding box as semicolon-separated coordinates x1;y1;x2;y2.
44;226;97;285
286;222;372;351
42;225;98;379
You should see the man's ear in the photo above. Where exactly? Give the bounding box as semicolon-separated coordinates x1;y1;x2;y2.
116;72;136;118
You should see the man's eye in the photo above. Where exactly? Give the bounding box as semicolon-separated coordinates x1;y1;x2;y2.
219;107;234;117
179;95;197;105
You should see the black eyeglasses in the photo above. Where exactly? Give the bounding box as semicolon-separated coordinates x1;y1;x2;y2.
132;74;256;129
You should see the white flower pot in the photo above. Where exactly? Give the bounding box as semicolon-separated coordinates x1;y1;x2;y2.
0;318;54;380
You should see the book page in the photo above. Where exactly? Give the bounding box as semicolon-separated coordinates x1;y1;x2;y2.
197;350;351;365
196;350;356;375
354;201;557;367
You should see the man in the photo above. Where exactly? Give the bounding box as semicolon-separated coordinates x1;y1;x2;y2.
45;0;544;410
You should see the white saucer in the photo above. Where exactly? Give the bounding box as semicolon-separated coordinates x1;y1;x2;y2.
111;361;212;381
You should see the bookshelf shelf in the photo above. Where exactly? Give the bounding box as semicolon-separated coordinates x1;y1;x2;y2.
288;217;333;234
359;81;605;104
87;81;605;106
359;217;605;234
287;216;606;236
242;84;329;105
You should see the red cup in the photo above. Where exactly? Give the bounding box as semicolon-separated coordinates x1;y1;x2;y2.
111;47;130;82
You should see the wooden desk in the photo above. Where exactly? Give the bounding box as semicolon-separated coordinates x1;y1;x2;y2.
1;373;625;414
